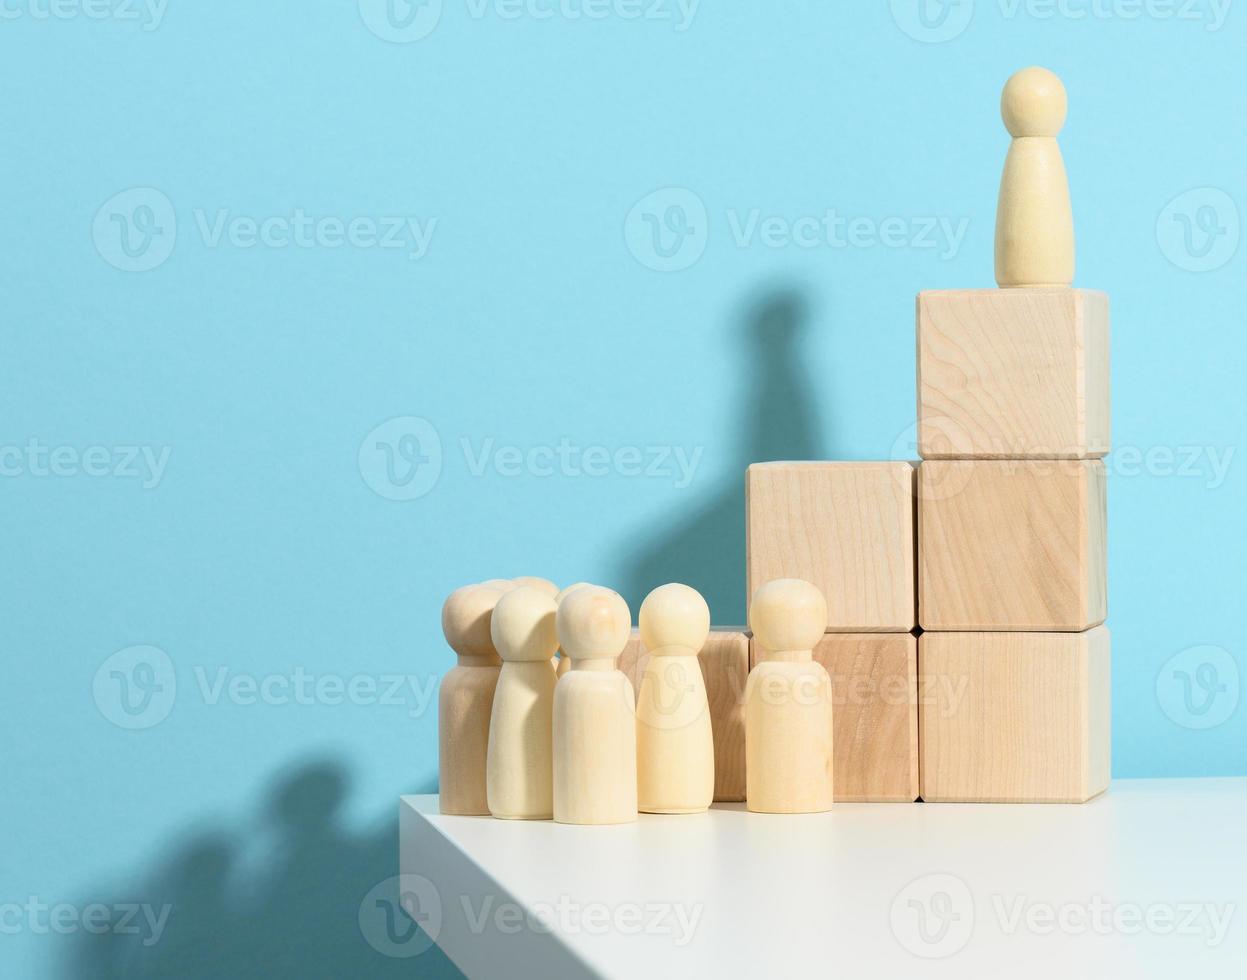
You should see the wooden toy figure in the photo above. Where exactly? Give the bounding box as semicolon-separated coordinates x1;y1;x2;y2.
486;586;559;820
553;581;593;677
552;586;637;825
745;579;834;813
995;66;1075;288
439;584;505;815
512;576;559;597
636;583;714;814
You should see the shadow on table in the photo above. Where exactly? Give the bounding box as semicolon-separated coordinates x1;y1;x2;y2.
613;282;833;623
62;757;463;980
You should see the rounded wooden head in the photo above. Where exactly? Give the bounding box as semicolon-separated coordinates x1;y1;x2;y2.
554;581;594;605
639;583;709;657
512;576;559;597
556;586;631;662
490;585;559;662
441;585;505;663
748;579;826;655
480;578;520;593
1001;66;1067;138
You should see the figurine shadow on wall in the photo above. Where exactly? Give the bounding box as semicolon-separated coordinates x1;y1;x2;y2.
614;283;831;624
62;758;460;980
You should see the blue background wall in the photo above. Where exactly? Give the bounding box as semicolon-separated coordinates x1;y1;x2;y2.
2;2;1243;976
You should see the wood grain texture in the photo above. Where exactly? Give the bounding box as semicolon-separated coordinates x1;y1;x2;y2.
746;462;916;632
917;288;1110;459
630;629;749;803
918;459;1107;631
813;633;919;803
919;628;1111;803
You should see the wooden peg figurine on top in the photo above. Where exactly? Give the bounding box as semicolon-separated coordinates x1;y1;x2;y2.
995;66;1074;288
636;584;714;814
439;584;505;815
745;579;834;814
486;585;559;820
513;576;559;597
553;586;638;825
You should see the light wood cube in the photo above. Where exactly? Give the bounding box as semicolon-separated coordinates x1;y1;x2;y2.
746;462;916;632
919;628;1111;803
918;459;1106;631
815;633;919;803
917;288;1110;459
627;628;749;803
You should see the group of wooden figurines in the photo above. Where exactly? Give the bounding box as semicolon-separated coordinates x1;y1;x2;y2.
440;576;834;824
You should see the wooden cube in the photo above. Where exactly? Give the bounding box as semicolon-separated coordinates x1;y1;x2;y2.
918;459;1106;631
815;633;919;802
919;628;1111;803
917;288;1110;459
746;462;916;632
627;629;749;803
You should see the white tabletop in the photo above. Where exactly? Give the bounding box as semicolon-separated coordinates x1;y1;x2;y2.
398;779;1246;979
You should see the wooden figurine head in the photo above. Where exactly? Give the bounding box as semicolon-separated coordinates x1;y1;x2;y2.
490;585;559;663
556;586;631;663
512;576;560;597
442;585;505;665
554;581;594;606
639;583;710;658
1001;66;1067;138
479;578;521;593
749;579;827;659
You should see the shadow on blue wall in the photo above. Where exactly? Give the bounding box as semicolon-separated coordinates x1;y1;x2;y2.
61;283;828;979
62;758;460;979
616;282;830;623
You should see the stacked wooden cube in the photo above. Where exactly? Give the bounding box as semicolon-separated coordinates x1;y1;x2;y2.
915;287;1111;802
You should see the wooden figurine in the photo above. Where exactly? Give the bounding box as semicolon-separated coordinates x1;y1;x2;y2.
438;584;505;815
513;576;559;597
553;586;637;825
553;581;593;677
995;66;1075;288
486;585;559;820
745;579;834;813
635;584;714;814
